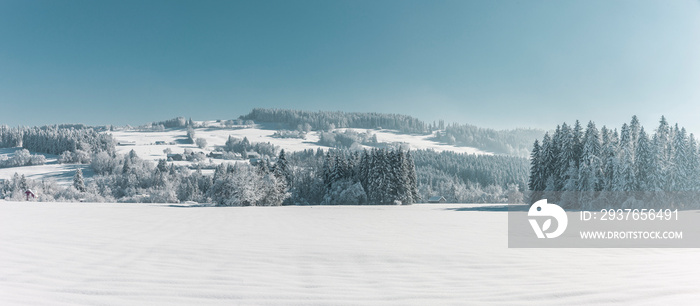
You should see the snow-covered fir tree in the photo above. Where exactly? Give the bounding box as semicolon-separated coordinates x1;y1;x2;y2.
73;169;86;192
529;116;700;209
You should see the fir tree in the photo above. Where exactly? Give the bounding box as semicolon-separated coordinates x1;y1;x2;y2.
578;121;602;208
555;123;574;191
572;120;584;168
600;126;619;192
274;149;291;184
635;127;652;191
560;160;579;208
405;150;419;204
156;159;168;173
73;169;86;192
528;139;545;203
688;134;700;192
19;174;27;191
540;133;555;189
629;115;641;148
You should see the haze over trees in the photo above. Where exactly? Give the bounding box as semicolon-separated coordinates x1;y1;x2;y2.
241;108;543;156
241;108;430;134
432;124;544;157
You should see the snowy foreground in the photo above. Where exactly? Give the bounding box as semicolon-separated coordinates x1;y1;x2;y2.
1;202;699;305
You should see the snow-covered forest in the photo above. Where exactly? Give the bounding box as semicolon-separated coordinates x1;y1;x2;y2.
0;145;527;204
433;124;544;157
0;125;115;155
413;150;527;203
529;116;700;209
241;108;431;133
241;108;543;156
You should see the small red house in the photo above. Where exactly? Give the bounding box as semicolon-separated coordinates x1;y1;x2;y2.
25;189;35;201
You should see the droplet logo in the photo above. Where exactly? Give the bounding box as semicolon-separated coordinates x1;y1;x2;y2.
528;199;567;238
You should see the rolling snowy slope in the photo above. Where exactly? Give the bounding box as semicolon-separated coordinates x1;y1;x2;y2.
1;202;698;305
110;123;491;162
0;122;490;186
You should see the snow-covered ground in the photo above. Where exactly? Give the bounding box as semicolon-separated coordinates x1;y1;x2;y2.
109;124;327;160
0;148;92;187
1;202;697;305
110;124;491;163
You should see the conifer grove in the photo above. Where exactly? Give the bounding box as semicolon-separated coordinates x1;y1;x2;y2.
529;116;700;209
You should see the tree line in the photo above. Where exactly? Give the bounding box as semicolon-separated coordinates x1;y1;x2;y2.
529;116;700;209
1;144;529;205
432;124;544;157
240;108;430;134
0;147;421;205
0;125;115;156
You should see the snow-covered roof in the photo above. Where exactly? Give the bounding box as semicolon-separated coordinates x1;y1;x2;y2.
246;151;261;158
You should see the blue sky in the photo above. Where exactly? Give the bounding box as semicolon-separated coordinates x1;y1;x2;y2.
1;0;699;133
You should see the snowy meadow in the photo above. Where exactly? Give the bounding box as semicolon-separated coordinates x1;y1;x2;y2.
1;202;699;305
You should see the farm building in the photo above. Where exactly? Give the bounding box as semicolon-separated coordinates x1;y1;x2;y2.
207;151;224;159
167;153;184;161
427;196;446;203
245;152;261;159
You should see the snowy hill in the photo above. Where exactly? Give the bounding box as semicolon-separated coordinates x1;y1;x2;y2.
110;122;491;161
0;121;491;186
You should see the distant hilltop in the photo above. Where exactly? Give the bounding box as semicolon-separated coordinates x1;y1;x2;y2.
238;108;544;157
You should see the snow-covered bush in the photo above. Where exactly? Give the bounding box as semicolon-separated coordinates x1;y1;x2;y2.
186;127;196;144
0;149;46;168
506;183;524;204
30;154;46;165
210;164;263;206
209;163;289;206
149;180;178;203
322;180;366;205
221;151;240;160
58;150;91;164
340;181;368;205
318;129;377;149
91;151;119;174
272;130;306;139
223;136;279;158
196;138;207;149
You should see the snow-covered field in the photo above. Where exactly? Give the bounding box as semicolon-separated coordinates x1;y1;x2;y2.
1;202;697;305
109;124;325;161
0;149;91;187
110;124;490;163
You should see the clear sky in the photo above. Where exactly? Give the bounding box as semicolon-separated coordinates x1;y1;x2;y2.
1;0;699;133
